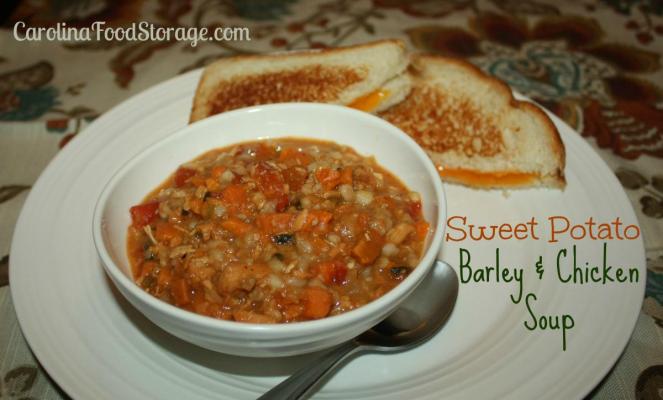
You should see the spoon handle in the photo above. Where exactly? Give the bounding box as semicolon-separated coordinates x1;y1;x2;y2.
258;340;362;400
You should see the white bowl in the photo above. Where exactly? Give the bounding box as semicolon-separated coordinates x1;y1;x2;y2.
92;103;446;357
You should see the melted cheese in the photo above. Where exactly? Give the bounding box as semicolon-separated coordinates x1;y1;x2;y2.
348;89;390;112
438;167;538;187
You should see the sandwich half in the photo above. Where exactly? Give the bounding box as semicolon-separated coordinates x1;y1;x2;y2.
190;39;410;123
380;55;566;189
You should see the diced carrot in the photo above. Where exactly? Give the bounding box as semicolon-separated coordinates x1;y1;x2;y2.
222;184;247;206
356;213;370;230
278;147;297;162
273;291;294;306
191;287;210;314
189;197;204;215
193;299;211;315
210;166;226;179
339;167;353;185
311;210;333;224
256;213;292;234
155;222;183;246
190;175;205;187
333;263;348;284
315;168;342;191
407;201;422;218
130;201;159;227
302;287;333;319
221;217;252;236
415;220;430;241
279;148;311;166
205;303;223;319
283;166;308;191
174;167;196;187
205;178;221;192
316;260;347;285
171;278;191;306
283;304;304;321
254;162;286;199
328;246;341;258
295;152;312;166
295;210;333;232
253;143;277;161
352;229;385;265
275;194;289;212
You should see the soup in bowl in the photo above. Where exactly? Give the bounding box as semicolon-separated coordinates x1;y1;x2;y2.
93;103;445;357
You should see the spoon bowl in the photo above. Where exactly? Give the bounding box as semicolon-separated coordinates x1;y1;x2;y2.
259;260;459;399
358;260;459;351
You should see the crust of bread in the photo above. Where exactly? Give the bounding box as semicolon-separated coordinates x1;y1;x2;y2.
190;40;408;123
381;54;566;189
195;39;405;67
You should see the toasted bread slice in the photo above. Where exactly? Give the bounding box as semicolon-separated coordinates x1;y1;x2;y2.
190;40;409;123
380;55;566;189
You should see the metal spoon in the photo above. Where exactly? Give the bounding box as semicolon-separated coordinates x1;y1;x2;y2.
259;260;459;400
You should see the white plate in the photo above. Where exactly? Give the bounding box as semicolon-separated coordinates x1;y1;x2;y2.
10;69;645;399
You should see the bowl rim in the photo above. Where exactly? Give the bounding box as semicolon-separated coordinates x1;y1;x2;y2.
92;102;446;336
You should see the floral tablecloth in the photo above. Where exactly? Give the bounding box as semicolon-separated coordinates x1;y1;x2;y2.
1;0;663;398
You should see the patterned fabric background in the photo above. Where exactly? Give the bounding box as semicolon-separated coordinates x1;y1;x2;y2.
0;0;662;398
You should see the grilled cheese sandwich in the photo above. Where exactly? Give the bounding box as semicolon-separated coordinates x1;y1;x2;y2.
380;55;566;189
190;40;410;123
